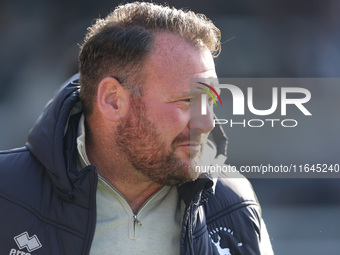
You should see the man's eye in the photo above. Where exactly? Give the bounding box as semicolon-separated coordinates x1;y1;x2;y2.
208;96;216;104
181;98;191;103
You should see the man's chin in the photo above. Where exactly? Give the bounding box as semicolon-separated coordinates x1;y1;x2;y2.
174;157;201;182
169;159;200;185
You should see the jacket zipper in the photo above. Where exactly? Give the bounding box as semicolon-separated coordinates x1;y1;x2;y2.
188;203;195;255
184;193;204;255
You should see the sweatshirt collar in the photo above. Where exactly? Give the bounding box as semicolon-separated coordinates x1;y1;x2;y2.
76;114;91;169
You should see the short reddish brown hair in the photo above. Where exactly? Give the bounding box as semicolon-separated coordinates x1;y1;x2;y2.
79;1;221;115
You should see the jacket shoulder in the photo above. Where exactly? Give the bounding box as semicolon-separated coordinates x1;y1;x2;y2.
0;147;41;177
206;171;259;213
0;147;47;204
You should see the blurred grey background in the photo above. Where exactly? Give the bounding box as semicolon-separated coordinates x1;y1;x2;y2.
1;0;339;254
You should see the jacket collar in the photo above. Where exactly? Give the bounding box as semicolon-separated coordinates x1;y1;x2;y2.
177;174;214;207
26;74;81;198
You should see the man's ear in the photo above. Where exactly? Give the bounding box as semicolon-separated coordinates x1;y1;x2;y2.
96;77;129;121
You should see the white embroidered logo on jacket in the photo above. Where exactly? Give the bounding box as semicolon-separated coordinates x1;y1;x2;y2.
209;227;244;255
211;235;231;255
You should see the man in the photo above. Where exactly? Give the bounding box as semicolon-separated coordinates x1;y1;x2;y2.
0;2;273;254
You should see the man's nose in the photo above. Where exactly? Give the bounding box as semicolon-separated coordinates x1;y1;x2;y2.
189;108;214;134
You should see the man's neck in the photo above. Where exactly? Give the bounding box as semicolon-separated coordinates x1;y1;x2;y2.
99;170;162;214
86;136;162;214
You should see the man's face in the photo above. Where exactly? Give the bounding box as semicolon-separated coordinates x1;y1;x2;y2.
116;33;216;185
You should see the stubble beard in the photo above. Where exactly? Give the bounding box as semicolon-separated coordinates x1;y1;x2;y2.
115;98;206;186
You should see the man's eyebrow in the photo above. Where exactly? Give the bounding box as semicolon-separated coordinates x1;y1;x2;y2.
167;91;193;100
167;85;220;100
178;90;207;98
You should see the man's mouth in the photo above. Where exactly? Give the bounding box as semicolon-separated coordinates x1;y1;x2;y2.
176;143;201;153
172;131;206;156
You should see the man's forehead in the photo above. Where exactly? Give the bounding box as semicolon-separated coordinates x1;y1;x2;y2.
152;32;196;57
149;32;214;69
140;32;217;95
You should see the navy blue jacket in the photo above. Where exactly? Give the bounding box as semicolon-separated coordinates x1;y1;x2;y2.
0;75;270;254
